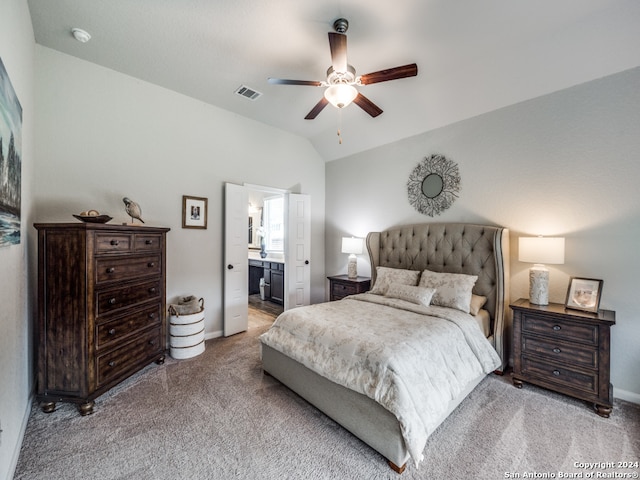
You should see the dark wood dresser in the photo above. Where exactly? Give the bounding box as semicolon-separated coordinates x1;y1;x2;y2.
327;275;371;301
34;223;170;415
510;298;615;417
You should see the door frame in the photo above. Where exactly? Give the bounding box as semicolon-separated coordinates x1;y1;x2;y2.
224;183;310;335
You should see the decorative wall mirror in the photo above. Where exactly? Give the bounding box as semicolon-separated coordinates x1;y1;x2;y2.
407;154;460;217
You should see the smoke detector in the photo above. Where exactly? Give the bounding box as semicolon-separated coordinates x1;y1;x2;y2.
71;28;91;43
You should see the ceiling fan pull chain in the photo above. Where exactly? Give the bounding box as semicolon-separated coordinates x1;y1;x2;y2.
337;110;343;144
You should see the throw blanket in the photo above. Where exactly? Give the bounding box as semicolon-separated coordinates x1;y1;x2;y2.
259;293;501;466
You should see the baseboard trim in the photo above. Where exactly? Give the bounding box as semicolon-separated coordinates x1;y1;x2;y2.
7;395;32;480
614;387;640;405
204;330;223;341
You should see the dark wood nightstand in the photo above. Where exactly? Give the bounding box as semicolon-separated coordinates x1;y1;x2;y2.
510;298;615;417
327;275;371;301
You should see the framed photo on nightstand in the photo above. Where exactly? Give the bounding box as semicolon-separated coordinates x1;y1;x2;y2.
565;277;603;313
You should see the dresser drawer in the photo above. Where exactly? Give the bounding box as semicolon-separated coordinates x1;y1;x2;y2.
134;233;163;252
97;280;161;316
522;335;598;369
95;254;161;284
96;328;162;387
96;305;162;349
521;356;598;395
522;314;598;346
94;233;132;253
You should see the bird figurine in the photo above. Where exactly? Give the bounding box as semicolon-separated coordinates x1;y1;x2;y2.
122;197;144;224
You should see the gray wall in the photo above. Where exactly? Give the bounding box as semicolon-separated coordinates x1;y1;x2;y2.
326;66;640;400
33;46;326;338
0;1;34;478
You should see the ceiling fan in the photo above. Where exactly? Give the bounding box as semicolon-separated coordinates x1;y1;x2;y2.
268;18;418;120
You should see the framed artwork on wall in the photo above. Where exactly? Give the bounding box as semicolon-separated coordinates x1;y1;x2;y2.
182;195;208;229
565;277;603;313
0;57;22;247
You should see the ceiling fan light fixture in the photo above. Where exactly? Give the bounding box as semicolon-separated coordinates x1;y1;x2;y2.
324;84;358;109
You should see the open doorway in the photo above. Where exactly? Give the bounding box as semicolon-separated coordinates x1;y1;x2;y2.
247;189;285;322
224;182;310;336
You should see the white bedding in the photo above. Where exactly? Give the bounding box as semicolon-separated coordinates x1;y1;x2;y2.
259;293;501;466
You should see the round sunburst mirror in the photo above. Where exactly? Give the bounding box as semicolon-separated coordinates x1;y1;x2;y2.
407;154;460;217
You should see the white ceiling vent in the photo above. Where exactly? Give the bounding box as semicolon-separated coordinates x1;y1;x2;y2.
235;85;262;101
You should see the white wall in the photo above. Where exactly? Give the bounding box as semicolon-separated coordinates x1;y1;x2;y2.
33;46;326;337
326;67;640;400
0;1;34;479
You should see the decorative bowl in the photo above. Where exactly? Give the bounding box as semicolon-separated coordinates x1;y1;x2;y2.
73;214;113;224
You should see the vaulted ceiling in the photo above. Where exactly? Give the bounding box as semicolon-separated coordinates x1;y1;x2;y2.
27;0;640;161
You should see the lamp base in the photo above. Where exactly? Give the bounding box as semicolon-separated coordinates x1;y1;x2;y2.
347;254;357;279
529;265;549;305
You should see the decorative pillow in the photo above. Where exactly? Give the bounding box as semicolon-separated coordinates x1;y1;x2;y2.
418;270;478;313
369;266;421;295
385;284;436;307
469;294;488;316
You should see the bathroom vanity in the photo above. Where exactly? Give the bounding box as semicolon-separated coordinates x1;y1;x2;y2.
248;257;284;305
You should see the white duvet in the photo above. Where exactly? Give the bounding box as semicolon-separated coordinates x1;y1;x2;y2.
259;293;501;466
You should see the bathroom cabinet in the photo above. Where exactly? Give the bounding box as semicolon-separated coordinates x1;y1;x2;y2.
248;259;284;305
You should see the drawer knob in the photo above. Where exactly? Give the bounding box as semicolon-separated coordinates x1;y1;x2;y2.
108;328;116;335
552;370;561;376
110;240;119;246
552;325;562;331
553;347;561;354
148;313;156;319
149;287;157;294
106;267;115;274
145;239;153;245
109;298;117;305
108;361;116;368
148;340;156;346
147;262;155;268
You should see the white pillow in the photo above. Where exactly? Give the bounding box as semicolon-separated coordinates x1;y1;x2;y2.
385;284;436;307
469;294;488;316
369;266;421;295
419;270;478;313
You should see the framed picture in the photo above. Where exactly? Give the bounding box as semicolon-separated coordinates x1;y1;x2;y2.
0;57;22;247
182;195;207;229
565;277;603;313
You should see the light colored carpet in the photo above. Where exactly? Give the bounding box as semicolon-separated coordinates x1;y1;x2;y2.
15;324;640;480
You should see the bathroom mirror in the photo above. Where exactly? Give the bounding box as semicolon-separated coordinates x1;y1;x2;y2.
407;154;460;217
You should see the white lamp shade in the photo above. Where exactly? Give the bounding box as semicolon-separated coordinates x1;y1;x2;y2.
324;84;358;109
341;237;363;255
518;237;565;265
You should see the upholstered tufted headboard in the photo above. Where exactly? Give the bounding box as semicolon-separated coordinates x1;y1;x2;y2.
366;223;510;371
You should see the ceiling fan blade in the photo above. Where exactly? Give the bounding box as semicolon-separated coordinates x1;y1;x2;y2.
359;63;418;85
304;97;329;120
268;78;323;87
328;32;348;73
353;93;383;117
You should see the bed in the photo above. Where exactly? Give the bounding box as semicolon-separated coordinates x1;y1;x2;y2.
260;223;510;473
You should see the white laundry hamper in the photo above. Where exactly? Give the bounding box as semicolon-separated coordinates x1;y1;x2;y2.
168;299;205;360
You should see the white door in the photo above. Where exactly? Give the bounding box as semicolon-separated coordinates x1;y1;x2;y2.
285;193;311;309
224;183;248;336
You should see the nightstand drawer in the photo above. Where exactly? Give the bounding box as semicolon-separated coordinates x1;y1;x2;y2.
522;314;598;346
332;282;358;298
522;335;598;369
521;356;598;395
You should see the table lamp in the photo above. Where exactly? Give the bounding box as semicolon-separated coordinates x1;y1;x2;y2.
519;236;565;305
342;237;363;279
